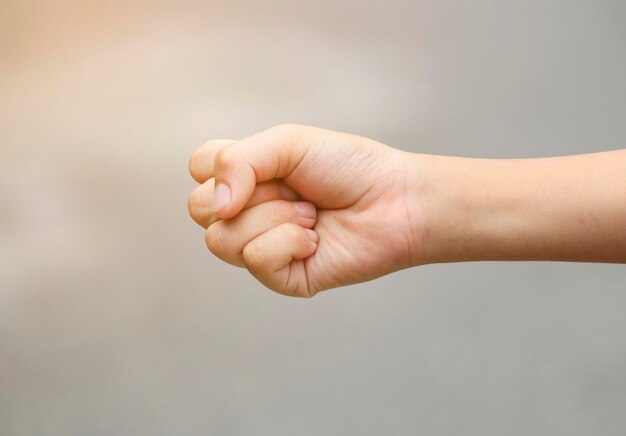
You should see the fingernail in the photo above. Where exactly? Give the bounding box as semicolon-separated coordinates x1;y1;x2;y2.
213;183;231;212
306;229;319;243
294;201;316;219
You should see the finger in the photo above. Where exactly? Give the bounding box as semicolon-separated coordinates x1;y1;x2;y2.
189;139;237;183
205;200;317;267
188;179;301;228
242;223;319;298
212;124;316;218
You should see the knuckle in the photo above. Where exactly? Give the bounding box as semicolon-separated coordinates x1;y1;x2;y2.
203;139;223;148
188;149;203;176
242;243;266;268
272;123;305;139
214;147;235;171
189;141;218;178
296;279;318;299
282;222;302;241
271;201;292;222
273;122;297;131
267;202;298;225
299;289;316;299
187;187;205;220
204;224;225;254
200;139;226;155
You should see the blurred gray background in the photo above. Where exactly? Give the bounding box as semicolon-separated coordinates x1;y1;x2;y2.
1;0;625;434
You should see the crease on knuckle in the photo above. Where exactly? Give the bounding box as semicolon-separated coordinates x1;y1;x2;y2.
264;201;290;226
190;142;219;179
187;188;207;221
204;224;224;255
189;151;203;177
282;222;302;242
243;242;266;269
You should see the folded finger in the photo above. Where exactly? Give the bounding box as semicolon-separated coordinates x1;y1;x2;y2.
188;179;301;228
205;200;317;267
242;223;319;297
211;124;315;218
189;139;237;183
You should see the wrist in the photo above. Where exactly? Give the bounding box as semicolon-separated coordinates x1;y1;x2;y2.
407;153;525;265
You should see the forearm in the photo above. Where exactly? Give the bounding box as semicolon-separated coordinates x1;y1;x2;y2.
415;149;626;264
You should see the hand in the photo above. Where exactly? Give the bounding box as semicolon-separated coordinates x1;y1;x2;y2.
188;125;626;296
188;124;428;297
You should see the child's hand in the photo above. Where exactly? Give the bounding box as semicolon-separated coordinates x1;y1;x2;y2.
189;125;626;296
188;124;426;297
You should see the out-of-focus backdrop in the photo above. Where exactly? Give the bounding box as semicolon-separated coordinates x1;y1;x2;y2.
1;1;625;434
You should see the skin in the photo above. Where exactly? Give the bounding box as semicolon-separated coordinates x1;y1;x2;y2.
188;124;626;297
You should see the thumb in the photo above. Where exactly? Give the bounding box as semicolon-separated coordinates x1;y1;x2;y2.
212;124;311;219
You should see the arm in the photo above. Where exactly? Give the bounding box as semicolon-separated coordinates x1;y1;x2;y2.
188;125;626;297
418;150;626;264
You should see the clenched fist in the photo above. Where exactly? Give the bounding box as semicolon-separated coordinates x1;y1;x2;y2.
188;124;427;297
189;125;626;297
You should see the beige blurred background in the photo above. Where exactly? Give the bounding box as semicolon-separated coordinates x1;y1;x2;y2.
1;0;625;434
